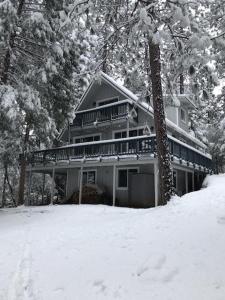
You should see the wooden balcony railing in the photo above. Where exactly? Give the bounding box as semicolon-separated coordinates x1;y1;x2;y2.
72;100;136;127
27;135;212;171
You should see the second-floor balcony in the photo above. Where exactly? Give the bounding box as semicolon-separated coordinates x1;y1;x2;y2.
27;135;212;171
72;100;137;128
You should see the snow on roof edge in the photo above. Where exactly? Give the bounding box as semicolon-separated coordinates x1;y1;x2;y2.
74;72;207;150
100;72;139;102
137;101;207;149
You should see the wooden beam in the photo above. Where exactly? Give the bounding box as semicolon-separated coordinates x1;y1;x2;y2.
79;166;83;205
113;165;116;206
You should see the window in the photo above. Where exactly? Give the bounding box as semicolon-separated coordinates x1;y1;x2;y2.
74;134;100;144
114;129;145;153
114;128;144;139
129;128;144;137
82;170;96;185
114;131;127;153
117;168;138;189
97;98;118;107
115;131;127;139
180;108;186;123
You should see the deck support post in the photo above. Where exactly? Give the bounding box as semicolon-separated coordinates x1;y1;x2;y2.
26;167;32;206
79;166;83;205
154;161;159;207
192;170;195;191
185;171;188;194
50;167;55;205
113;165;116;206
42;173;46;203
65;170;69;199
126;103;130;152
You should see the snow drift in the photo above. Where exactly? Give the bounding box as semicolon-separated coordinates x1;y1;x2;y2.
1;174;225;300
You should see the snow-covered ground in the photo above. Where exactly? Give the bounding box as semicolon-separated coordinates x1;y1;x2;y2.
1;174;225;300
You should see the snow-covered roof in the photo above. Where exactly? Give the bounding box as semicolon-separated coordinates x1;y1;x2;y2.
100;72;139;102
100;73;207;150
136;101;206;149
74;72;207;149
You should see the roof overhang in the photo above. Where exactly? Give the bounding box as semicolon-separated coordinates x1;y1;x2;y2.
59;72;206;150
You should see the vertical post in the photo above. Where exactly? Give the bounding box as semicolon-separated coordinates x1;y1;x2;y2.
26;168;32;206
185;171;188;194
41;173;46;204
126;103;129;153
79;166;83;205
68;121;71;145
65;169;69;199
192;171;195;191
154;161;159;207
50;167;55;205
113;165;116;206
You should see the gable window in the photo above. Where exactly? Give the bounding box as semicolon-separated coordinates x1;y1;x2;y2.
97;97;118;107
180;108;186;123
73;134;100;144
117;168;138;189
82;170;96;185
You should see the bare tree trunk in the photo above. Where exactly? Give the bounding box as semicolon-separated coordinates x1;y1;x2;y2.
17;125;30;206
1;167;7;208
148;38;173;205
180;74;184;94
4;164;17;207
41;173;46;204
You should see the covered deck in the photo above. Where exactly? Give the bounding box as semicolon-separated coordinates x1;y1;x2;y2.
24;135;212;207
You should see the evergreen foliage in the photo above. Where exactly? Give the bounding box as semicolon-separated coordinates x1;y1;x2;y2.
0;0;225;206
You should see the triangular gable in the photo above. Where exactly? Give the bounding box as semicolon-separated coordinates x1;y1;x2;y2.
76;72;139;111
60;72;206;149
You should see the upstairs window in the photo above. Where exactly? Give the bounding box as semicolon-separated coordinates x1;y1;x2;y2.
114;128;144;139
74;134;100;144
114;131;127;139
180;108;186;123
97;97;118;107
129;128;144;137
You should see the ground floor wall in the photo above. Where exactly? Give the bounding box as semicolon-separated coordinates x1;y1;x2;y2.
65;163;155;208
27;162;209;208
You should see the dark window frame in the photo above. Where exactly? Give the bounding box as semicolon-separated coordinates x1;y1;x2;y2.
117;168;139;189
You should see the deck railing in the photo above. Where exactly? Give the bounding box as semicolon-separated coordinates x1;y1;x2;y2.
28;136;212;170
73;100;136;127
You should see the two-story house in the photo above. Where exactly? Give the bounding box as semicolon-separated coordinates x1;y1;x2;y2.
26;72;212;208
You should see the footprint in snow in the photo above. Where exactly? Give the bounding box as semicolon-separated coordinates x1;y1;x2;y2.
162;268;179;283
153;255;167;270
217;216;225;224
136;266;149;277
93;280;107;294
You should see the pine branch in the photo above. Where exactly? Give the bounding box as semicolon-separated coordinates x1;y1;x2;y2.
15;36;47;48
14;43;44;61
211;32;225;40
